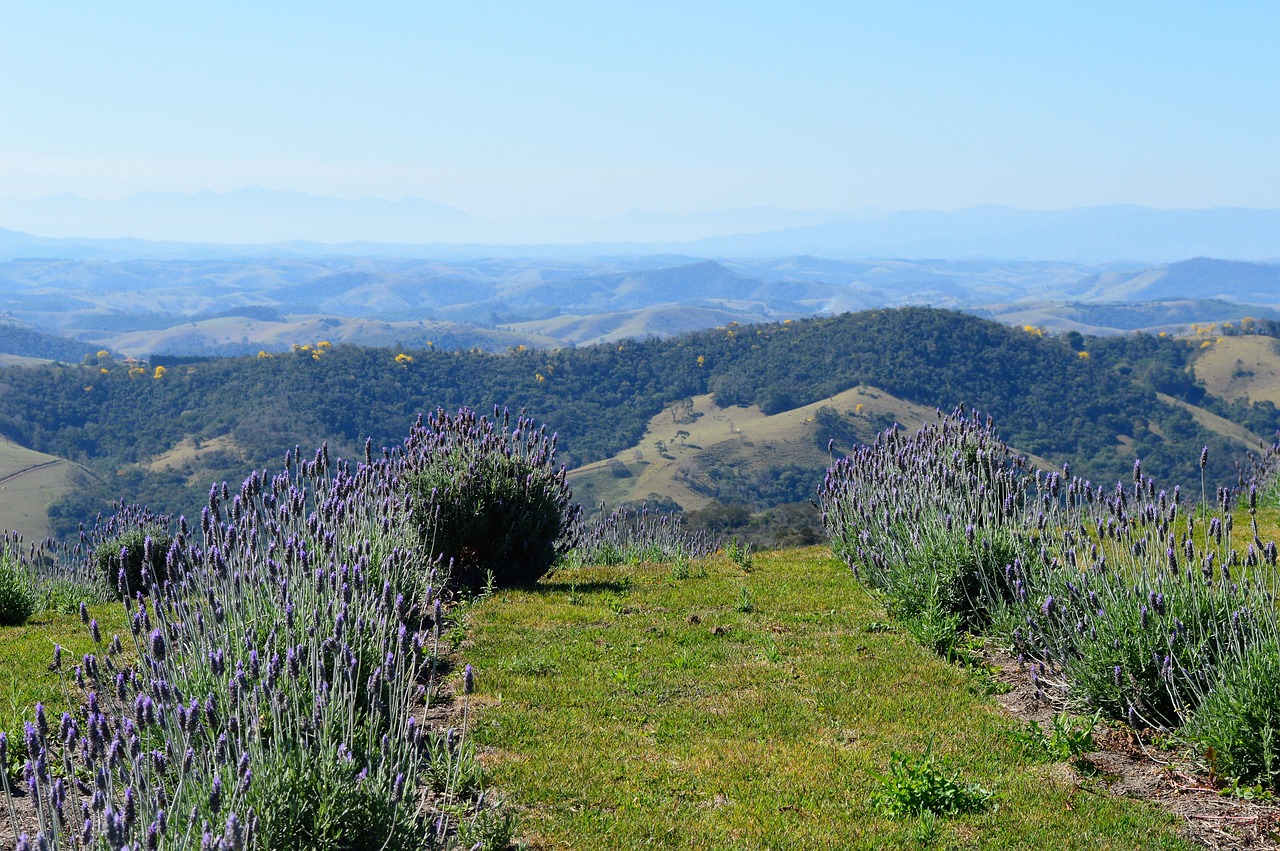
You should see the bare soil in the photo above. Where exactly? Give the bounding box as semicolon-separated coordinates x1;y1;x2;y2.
986;648;1280;850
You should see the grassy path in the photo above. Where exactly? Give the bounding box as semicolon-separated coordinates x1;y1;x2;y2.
463;546;1197;850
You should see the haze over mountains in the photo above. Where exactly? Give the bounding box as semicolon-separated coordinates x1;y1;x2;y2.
3;189;1280;263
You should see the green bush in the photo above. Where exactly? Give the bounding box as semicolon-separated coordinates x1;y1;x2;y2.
1186;639;1280;792
406;408;579;589
0;549;38;627
93;525;174;599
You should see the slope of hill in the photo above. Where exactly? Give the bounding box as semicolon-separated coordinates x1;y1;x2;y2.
1190;335;1280;408
567;388;937;515
1085;258;1280;304
0;436;97;541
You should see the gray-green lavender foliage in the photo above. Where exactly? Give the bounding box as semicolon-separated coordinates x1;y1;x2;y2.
3;410;536;849
0;540;38;627
822;410;1280;789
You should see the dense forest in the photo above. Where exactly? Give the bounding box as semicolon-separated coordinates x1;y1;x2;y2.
0;307;1275;535
0;321;103;362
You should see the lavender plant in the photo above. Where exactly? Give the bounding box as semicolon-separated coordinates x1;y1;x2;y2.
3;423;517;850
819;409;1034;642
565;503;719;569
87;504;177;599
821;407;1280;792
0;538;38;627
404;407;580;588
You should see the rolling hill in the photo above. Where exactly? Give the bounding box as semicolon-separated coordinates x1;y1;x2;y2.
0;436;97;542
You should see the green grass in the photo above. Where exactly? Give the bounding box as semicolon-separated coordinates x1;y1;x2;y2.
0;604;128;742
465;547;1197;850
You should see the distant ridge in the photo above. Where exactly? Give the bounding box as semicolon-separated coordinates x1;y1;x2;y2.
3;197;1280;262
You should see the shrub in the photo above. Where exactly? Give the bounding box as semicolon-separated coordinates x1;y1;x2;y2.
92;524;174;598
0;548;37;627
566;504;719;569
405;407;580;588
1186;639;1280;791
820;410;1034;655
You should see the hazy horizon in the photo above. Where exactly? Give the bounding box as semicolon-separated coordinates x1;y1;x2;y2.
2;2;1277;232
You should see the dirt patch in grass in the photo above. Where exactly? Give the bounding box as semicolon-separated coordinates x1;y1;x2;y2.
986;647;1280;850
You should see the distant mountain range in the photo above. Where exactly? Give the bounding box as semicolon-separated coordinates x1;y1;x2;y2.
2;250;1279;357
2;191;1280;263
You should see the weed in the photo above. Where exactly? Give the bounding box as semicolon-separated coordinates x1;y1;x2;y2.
873;740;994;817
726;539;754;571
735;586;755;613
1009;712;1099;763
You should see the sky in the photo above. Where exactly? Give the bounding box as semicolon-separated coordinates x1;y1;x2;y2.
1;1;1278;220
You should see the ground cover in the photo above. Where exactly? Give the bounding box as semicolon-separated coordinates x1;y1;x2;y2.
464;546;1197;850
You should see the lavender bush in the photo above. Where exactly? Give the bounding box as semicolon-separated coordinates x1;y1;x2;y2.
819;409;1034;646
405;407;579;588
3;421;517;850
0;538;38;627
564;503;719;569
821;409;1280;789
87;505;177;599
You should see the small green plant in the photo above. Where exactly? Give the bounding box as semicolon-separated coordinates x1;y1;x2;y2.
873;741;993;817
735;586;754;613
910;809;940;845
0;551;38;627
423;729;486;797
726;539;754;571
1009;712;1098;764
454;799;518;851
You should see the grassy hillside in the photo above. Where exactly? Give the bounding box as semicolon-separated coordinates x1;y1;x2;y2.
1190;334;1280;407
0;436;95;540
0;307;1275;536
568;387;937;514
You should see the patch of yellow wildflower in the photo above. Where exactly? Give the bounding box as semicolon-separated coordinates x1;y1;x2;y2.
395;353;414;365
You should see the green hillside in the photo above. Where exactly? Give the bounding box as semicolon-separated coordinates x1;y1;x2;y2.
0;307;1274;537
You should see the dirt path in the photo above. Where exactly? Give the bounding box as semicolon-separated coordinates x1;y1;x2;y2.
0;460;61;487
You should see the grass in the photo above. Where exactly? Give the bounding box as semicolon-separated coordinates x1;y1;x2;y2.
0;605;127;727
465;546;1197;850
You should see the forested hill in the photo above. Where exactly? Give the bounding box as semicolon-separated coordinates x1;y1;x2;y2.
0;307;1274;535
0;321;103;362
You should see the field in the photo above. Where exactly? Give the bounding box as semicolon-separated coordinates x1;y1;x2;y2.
0;437;93;541
463;548;1199;849
1191;335;1280;407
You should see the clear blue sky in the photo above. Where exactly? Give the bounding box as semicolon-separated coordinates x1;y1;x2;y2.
2;1;1277;217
